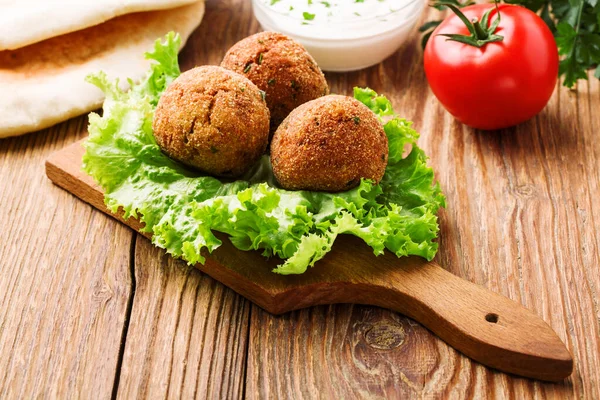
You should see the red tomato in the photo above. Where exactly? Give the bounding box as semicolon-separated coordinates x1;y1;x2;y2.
424;4;558;130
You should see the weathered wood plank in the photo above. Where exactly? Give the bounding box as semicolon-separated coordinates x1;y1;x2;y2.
115;236;250;399
245;6;598;398
0;119;134;398
544;73;600;399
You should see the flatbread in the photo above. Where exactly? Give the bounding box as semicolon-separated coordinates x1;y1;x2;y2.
0;2;205;138
0;0;199;51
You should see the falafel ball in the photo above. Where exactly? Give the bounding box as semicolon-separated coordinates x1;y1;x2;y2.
221;31;329;133
152;66;270;178
271;95;388;192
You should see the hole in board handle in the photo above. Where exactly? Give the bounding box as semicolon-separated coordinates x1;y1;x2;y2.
485;313;499;324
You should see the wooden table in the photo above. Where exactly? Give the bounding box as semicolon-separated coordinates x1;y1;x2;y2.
1;1;598;398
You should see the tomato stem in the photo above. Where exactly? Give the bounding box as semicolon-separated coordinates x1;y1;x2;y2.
472;20;489;39
432;1;503;48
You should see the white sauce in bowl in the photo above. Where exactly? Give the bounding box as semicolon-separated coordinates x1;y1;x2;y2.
252;0;425;71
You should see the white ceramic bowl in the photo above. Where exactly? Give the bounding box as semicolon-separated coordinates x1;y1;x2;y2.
251;0;425;72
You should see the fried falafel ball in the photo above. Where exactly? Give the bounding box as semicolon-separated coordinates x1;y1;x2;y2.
152;66;270;178
271;95;388;192
221;31;329;133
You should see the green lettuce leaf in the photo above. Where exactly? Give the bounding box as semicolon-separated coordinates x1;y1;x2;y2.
82;32;445;275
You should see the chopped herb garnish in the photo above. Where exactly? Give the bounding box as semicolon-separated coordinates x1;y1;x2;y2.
243;63;252;73
303;11;316;20
270;0;281;5
268;78;276;85
265;0;395;26
258;53;264;65
353;116;361;124
291;80;299;89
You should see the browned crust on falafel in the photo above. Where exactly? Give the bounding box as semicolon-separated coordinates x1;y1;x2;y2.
152;65;270;177
271;95;388;192
221;31;329;133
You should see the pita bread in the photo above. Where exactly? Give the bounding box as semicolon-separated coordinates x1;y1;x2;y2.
0;2;205;138
0;0;199;51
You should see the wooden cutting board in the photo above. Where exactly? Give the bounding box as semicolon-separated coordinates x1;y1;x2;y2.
46;139;573;382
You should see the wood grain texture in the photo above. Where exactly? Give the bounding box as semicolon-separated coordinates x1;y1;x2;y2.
1;0;599;398
115;237;250;399
0;121;133;398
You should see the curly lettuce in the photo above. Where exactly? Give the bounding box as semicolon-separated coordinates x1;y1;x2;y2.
82;32;445;275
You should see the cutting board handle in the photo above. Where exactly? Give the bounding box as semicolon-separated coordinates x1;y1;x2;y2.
352;261;573;381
